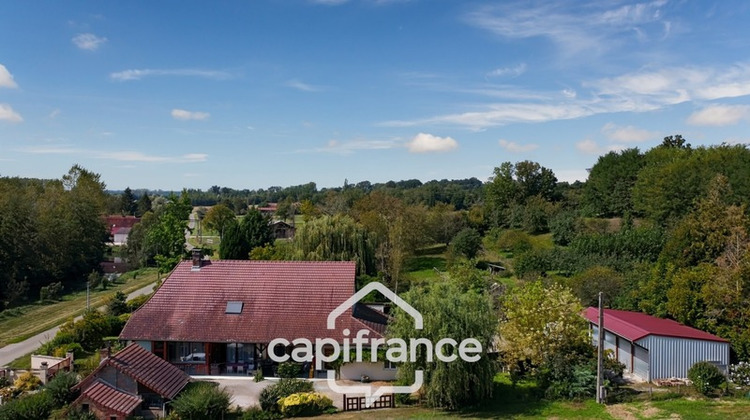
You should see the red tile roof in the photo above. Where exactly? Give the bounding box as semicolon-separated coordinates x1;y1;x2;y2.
74;379;142;416
584;308;728;343
120;260;383;344
105;215;140;235
77;343;190;399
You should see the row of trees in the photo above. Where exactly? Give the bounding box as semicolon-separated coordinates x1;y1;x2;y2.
0;166;109;310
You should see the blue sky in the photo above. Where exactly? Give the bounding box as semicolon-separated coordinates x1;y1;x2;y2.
2;1;750;190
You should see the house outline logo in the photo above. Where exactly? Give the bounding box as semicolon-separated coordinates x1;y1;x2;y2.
326;281;424;407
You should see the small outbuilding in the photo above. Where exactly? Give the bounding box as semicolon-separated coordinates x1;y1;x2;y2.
584;308;729;382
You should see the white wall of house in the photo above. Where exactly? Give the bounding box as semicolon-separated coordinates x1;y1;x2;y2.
340;362;397;381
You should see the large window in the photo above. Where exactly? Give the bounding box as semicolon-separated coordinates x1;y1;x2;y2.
227;343;254;364
168;342;206;363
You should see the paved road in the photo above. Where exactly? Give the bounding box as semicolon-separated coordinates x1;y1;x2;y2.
0;282;157;367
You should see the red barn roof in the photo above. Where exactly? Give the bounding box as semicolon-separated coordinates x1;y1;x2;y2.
584;308;728;343
120;260;383;344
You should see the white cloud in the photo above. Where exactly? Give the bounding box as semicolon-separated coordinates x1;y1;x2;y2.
298;138;399;155
687;104;750;126
72;33;107;51
49;109;61;119
499;139;538;152
284;79;324;92
406;133;458;153
487;63;526;78
465;1;669;57
0;103;22;123
383;63;750;130
171;109;210;121
99;151;208;163
576;139;626;155
601;123;658;142
19;145;207;163
0;64;18;88
110;68;231;81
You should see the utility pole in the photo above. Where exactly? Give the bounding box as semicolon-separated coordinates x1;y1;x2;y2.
596;291;605;404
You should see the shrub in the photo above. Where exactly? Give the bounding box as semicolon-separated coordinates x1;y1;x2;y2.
45;371;79;406
14;371;41;392
688;361;725;395
242;406;281;420
53;342;85;360
278;392;334;417
729;362;750;387
171;381;231;420
0;376;9;388
450;228;482;259
0;390;54;420
254;369;265;382
277;362;301;379
64;407;98;420
39;282;64;302
259;379;314;412
496;229;532;254
126;294;151;312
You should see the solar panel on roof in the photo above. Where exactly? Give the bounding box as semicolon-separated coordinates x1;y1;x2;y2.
226;301;243;314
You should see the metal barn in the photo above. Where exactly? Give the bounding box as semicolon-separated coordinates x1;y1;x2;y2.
584;308;729;382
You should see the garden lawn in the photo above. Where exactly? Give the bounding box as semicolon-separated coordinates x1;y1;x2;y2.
0;268;159;348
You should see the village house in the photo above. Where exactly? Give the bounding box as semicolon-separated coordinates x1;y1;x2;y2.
119;252;394;381
71;343;191;420
584;308;730;382
105;215;141;245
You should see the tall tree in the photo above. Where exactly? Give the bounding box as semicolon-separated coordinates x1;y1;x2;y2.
135;191;152;217
388;278;497;409
204;204;236;239
583;148;644;217
218;209;273;260
120;187;137;215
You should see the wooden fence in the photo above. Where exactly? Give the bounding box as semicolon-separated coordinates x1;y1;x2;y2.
343;393;395;411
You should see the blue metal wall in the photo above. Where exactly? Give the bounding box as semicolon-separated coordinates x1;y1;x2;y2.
636;335;729;380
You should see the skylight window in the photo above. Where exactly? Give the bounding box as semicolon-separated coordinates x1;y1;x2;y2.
226;301;243;314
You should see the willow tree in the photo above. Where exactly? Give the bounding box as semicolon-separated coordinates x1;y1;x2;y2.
291;214;376;276
387;278;497;409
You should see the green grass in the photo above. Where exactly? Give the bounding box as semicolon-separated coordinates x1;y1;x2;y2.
0;268;159;348
314;374;750;419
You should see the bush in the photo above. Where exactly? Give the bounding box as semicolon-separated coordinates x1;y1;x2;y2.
242;406;281;420
278;392;334;417
496;229;533;254
688;361;725;395
277;362;301;379
53;342;85;360
14;371;41;392
259;379;314;412
171;381;231;420
126;294;151;312
450;228;482;259
0;376;9;388
253;369;264;382
64;407;98;420
39;282;64;302
729;362;750;387
0;390;54;420
45;371;79;406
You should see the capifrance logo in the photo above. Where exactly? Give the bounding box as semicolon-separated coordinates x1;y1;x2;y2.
268;282;483;407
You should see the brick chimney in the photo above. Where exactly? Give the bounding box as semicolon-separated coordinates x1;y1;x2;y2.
191;248;203;270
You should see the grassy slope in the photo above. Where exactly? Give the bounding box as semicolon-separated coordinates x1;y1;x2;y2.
0;268;159;348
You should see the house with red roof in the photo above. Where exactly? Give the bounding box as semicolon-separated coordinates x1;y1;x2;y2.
119;251;393;380
72;343;191;420
105;215;141;245
584;308;729;382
